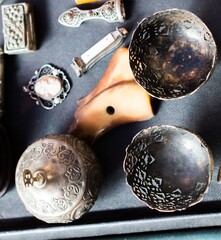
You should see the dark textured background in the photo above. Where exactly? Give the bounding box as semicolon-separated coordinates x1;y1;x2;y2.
1;0;221;239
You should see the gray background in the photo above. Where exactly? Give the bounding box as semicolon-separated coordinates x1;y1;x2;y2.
1;0;221;239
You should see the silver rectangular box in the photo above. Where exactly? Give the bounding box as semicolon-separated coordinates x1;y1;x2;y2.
2;3;36;54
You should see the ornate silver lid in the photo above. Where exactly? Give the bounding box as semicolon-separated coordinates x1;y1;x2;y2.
15;134;102;223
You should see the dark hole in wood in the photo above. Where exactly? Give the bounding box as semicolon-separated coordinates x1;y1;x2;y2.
106;106;115;115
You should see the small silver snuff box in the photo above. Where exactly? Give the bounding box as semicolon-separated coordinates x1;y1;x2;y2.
2;3;36;54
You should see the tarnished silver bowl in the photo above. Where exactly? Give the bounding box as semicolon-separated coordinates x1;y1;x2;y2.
129;9;217;99
123;125;213;212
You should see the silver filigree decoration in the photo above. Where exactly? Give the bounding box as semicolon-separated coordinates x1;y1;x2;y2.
23;64;71;110
58;0;125;28
124;125;213;212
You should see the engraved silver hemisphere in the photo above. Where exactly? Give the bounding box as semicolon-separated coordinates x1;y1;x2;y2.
129;9;217;100
123;125;214;212
15;135;102;223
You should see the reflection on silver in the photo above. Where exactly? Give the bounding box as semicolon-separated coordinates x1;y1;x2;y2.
71;27;128;77
58;0;126;28
2;3;36;54
23;64;71;110
16;135;102;223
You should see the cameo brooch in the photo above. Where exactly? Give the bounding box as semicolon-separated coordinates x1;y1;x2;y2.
23;64;71;110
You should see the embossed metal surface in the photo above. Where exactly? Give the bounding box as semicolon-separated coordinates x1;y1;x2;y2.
124;125;214;212
129;9;217;99
2;3;36;54
58;0;126;28
15;135;102;224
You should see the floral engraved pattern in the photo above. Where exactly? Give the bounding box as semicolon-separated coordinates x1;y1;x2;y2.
16;135;102;223
43;143;60;158
71;198;95;220
101;1;118;21
65;9;79;25
58;147;76;165
36;200;54;214
65;163;82;183
63;184;80;201
51;198;68;212
16;146;43;175
25;146;43;161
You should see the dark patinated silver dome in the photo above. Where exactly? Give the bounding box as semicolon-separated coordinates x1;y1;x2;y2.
129;9;217;99
124;125;213;212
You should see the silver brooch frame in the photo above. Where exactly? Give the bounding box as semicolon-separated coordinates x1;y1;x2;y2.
23;64;71;110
